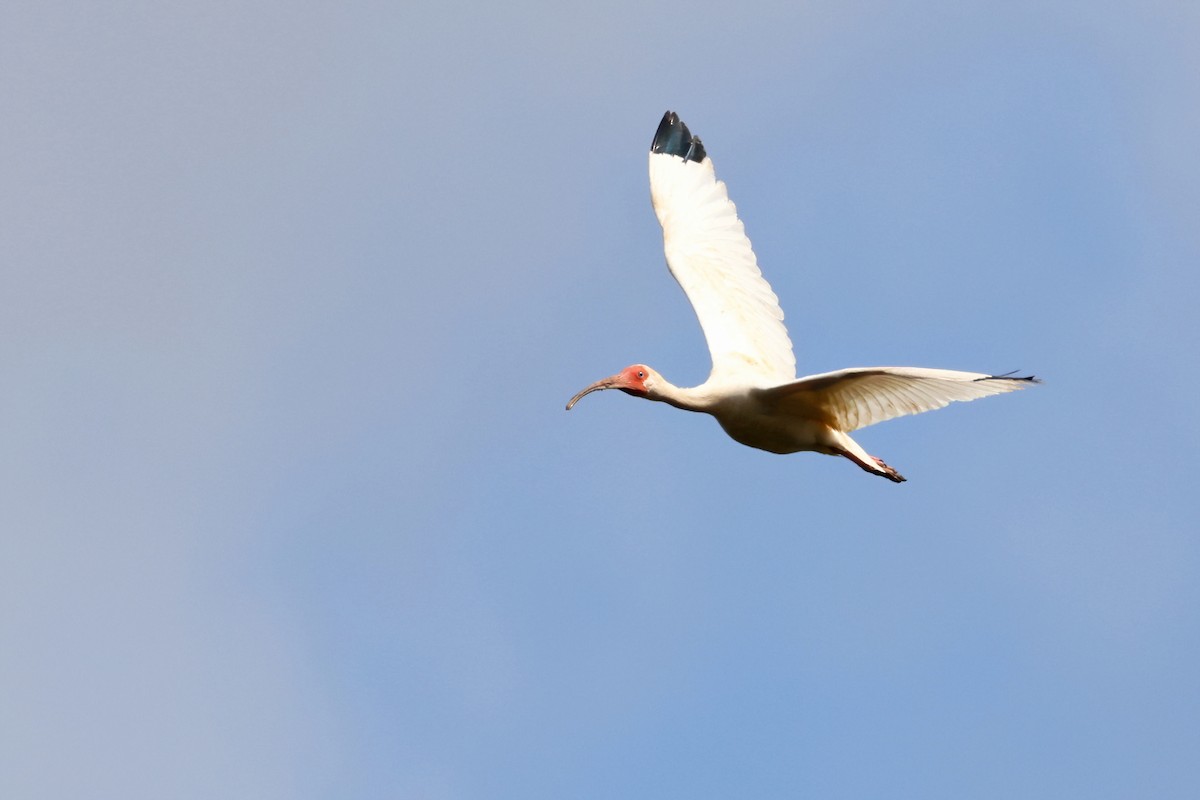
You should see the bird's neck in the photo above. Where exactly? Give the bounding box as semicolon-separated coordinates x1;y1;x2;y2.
649;379;716;413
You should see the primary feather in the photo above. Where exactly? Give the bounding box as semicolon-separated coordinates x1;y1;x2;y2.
758;368;1039;432
648;112;796;386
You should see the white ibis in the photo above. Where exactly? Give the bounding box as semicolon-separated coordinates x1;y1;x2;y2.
567;111;1038;482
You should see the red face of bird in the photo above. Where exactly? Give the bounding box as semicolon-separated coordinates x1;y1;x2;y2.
565;365;653;410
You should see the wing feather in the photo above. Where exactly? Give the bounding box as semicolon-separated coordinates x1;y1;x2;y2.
759;367;1038;432
648;113;795;386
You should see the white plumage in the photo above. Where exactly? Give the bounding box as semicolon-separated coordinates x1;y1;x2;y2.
567;111;1037;482
648;149;795;386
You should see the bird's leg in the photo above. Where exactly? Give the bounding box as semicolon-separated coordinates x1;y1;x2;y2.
871;456;906;483
837;449;907;483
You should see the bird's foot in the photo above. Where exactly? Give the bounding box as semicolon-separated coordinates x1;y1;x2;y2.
872;456;906;483
840;449;908;482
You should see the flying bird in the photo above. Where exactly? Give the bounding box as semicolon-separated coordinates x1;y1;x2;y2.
566;111;1037;482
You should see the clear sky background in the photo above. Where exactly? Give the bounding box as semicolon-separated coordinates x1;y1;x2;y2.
3;2;1198;798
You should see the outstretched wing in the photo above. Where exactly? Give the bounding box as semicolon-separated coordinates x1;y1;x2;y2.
759;367;1039;432
648;111;796;386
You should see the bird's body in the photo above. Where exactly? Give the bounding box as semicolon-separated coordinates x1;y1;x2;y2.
709;391;837;457
567;111;1038;482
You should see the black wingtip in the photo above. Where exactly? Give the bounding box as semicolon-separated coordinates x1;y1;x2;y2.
975;371;1042;384
651;110;707;163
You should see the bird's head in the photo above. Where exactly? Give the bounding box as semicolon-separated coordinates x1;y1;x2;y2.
566;364;658;410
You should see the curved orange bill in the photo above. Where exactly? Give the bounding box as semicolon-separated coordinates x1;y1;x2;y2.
565;376;616;410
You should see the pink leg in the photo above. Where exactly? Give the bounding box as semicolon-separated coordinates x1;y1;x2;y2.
871;456;906;483
838;449;907;483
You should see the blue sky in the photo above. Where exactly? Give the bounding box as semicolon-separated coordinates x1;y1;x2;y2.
3;2;1198;798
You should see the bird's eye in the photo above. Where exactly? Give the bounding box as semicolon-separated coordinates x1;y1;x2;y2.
637;371;646;379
